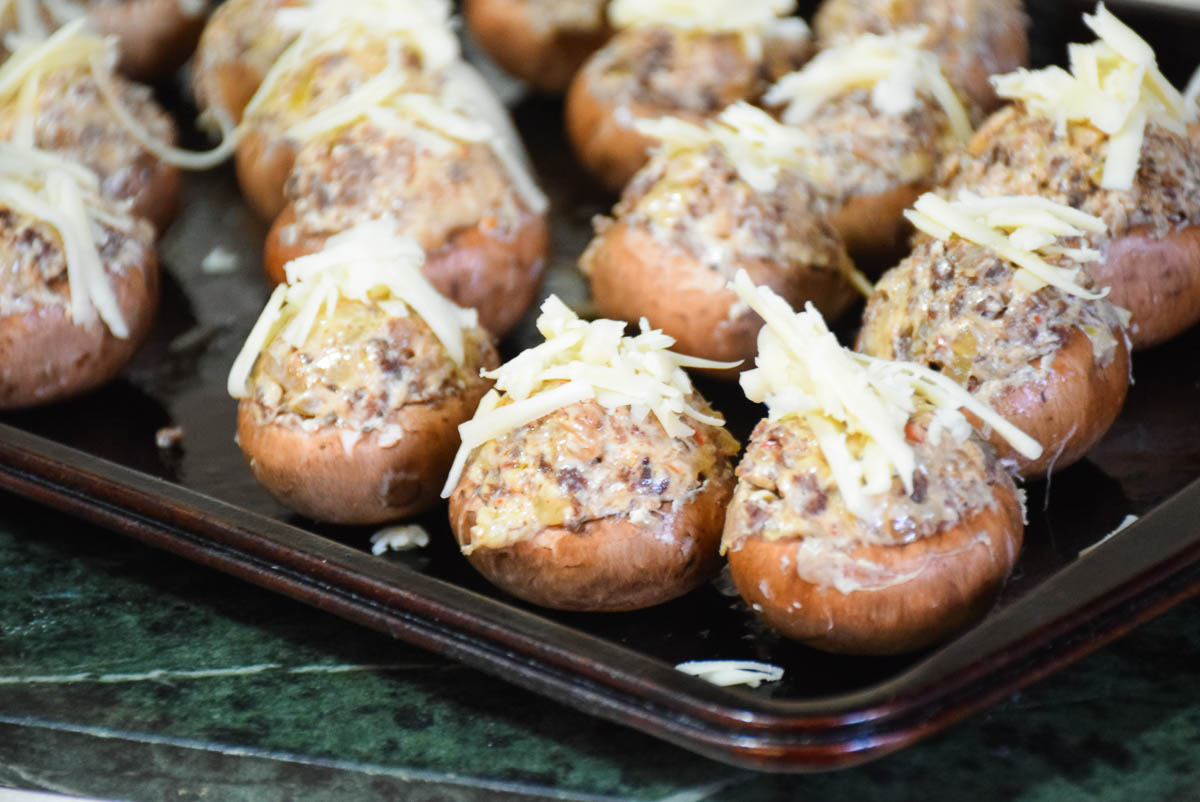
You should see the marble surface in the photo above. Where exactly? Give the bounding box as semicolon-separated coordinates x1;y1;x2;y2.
2;489;1200;802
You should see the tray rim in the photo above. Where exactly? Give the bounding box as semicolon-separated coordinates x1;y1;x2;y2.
3;419;1199;772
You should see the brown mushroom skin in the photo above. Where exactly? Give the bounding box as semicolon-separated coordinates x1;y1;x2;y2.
237;383;492;525
129;156;183;238
0;250;158;410
825;183;925;269
89;0;207;82
586;220;856;372
449;472;734;611
464;0;609;94
1096;224;1200;350
564;71;673;193
726;483;1024;655
235;128;297;222
977;325;1130;478
265;204;550;339
190;0;297;126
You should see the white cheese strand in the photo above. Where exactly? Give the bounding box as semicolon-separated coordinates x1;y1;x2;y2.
272;0;459;77
227;284;288;399
13;63;39;150
636;102;813;193
0;141;133;337
609;0;794;34
0;19;238;170
675;660;784;687
226;222;478;400
904;192;1107;300
369;523;430;554
609;0;799;62
0;18;106;101
4;0;49;38
1185;62;1200;111
271;14;544;216
730;271;1041;521
89;51;238;170
47;170;127;337
990;3;1190;190
764;27;972;143
29;0;87;27
440;297;737;498
245;0;457;131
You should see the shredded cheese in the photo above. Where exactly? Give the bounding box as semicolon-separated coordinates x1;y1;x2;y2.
200;246;238;274
0;18;105;101
1078;513;1138;557
370;524;430;554
0;1;468;177
609;0;794;33
1185;62;1200;112
440;298;738;497
272;0;458;75
729;270;1041;521
675;660;784;687
226;221;478;400
283;60;548;216
636;102;814;194
608;0;801;61
904;192;1108;299
245;0;458;127
0;140;133;337
763;27;971;143
0;19;238;170
990;3;1191;190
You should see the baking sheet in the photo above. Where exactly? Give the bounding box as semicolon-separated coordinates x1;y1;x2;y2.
1;0;1200;771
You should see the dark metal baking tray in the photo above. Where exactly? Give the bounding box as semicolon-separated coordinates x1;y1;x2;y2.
2;0;1199;772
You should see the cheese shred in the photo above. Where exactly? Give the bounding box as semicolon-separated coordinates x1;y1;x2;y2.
0;140;133;337
729;270;1041;521
990;3;1191;190
608;0;804;62
609;0;794;31
764;27;972;143
440;298;738;498
226;221;478;400
0;20;237;171
636;101;814;194
904;192;1108;299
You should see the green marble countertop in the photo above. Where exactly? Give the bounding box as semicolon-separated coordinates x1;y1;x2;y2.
2;489;1198;802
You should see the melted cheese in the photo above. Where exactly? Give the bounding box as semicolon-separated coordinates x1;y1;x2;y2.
226;221;478;400
904;192;1108;299
440;297;737;497
730;270;1040;522
990;3;1190;190
764;27;971;143
636;101;813;193
0;141;133;337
